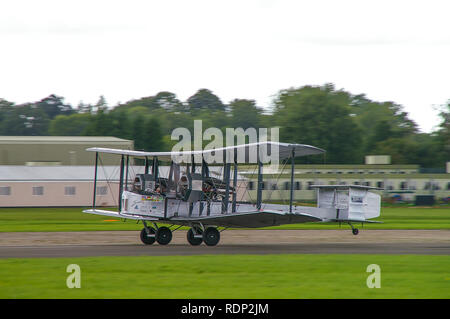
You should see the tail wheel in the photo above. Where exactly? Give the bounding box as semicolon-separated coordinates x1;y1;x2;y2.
352;228;359;235
140;227;156;245
187;227;203;246
156;226;173;245
203;227;220;246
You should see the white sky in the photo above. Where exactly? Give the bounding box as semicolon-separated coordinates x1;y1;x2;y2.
1;0;449;133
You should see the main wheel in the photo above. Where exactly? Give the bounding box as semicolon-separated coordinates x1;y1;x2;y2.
352;228;359;235
203;227;220;246
140;227;156;245
187;227;203;246
156;226;172;245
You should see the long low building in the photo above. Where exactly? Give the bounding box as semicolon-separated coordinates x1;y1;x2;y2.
0;166;119;207
0;165;249;207
243;164;450;202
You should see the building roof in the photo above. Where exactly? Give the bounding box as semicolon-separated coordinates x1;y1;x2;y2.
0;136;132;144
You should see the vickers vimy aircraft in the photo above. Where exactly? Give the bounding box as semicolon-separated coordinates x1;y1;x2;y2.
83;142;381;246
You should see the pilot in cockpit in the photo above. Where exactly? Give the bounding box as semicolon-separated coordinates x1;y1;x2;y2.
156;181;168;194
178;175;189;197
132;177;142;193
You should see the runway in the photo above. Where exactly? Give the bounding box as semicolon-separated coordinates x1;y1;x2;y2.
1;229;449;258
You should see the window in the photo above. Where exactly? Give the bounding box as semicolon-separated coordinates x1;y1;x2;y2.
284;182;290;190
0;186;11;195
447;182;450;190
96;186;108;195
307;181;314;190
295;181;301;190
424;182;439;190
248;181;254;190
65;186;76;196
354;181;360;185
32;186;44;196
270;183;278;190
363;182;371;186
376;181;384;189
400;182;408;190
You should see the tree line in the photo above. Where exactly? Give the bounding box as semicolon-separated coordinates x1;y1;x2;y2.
0;84;448;168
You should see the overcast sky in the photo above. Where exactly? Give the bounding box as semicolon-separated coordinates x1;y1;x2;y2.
1;0;449;132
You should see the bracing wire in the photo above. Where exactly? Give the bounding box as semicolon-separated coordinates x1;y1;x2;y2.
97;155;119;208
261;158;289;210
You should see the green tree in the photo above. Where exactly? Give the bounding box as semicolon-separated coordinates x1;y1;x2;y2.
0;103;50;135
433;102;450;167
273;84;363;163
349;95;418;152
94;95;108;113
36;94;74;119
119;91;183;112
83;109;114;136
131;116;145;150
142;117;165;151
49;113;91;136
187;89;225;111
229;99;262;129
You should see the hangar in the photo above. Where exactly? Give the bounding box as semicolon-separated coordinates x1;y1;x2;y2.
0;136;133;166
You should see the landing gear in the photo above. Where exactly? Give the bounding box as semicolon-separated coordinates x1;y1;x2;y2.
348;222;359;236
203;227;220;246
140;227;156;245
156;226;173;245
187;227;203;246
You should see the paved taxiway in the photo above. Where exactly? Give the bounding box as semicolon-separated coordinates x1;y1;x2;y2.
0;229;449;258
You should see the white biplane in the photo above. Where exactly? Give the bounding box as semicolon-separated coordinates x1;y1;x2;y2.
83;141;381;246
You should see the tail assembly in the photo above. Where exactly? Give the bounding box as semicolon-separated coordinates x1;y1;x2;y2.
312;185;383;235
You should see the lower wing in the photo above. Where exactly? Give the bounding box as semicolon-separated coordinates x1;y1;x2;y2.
170;210;322;228
83;208;322;228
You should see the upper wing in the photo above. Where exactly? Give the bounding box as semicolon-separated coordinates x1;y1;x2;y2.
86;141;325;163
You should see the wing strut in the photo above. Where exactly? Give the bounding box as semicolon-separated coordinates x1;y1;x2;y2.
199;155;205;216
289;148;295;213
125;155;129;190
144;156;149;174
232;155;238;213
256;152;263;210
118;154;125;212
92;152;99;209
222;162;231;214
203;159;211;216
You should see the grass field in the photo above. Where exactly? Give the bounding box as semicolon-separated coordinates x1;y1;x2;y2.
1;254;449;298
0;207;449;232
